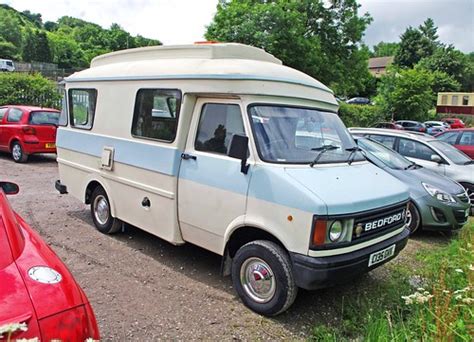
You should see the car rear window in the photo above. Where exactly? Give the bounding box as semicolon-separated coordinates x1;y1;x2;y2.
29;111;60;126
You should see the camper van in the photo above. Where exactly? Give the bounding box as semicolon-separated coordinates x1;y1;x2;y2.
55;43;410;316
0;59;15;72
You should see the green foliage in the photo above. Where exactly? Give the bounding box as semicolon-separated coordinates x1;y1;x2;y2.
377;68;435;121
0;73;61;108
338;103;386;127
418;45;469;86
0;5;161;67
371;41;399;57
205;0;373;97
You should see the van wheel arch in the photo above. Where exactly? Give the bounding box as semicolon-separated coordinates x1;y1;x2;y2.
85;181;102;204
221;226;287;277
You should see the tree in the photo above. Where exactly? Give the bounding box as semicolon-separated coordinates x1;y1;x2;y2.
371;41;399;57
22;29;37;62
394;18;439;68
0;15;22;48
377;68;435;121
48;32;86;69
35;31;52;63
418;45;468;85
0;40;18;59
205;0;373;97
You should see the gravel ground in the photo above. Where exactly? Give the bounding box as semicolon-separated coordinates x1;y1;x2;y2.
0;152;449;341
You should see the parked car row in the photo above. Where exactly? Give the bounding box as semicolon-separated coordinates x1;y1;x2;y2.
373;118;466;136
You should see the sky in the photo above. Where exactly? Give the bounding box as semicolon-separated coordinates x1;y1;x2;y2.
2;0;473;52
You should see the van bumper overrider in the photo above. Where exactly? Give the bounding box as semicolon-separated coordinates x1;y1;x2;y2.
290;227;410;290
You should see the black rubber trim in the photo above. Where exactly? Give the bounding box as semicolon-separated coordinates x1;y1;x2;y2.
55;180;68;194
291;228;410;290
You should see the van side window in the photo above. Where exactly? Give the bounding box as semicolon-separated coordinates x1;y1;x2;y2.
195;103;244;155
7;108;23;122
0;107;7;120
132;89;181;142
58;90;68;126
69;89;97;129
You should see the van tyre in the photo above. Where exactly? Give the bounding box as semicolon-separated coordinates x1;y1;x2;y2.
11;142;28;163
407;202;421;234
231;240;297;316
90;186;122;234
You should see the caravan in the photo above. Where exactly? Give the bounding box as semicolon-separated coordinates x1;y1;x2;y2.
56;43;410;315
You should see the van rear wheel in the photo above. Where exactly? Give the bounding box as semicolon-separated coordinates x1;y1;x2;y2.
90;186;122;234
231;240;297;316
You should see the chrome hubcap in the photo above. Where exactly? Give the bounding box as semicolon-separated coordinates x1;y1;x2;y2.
12;144;21;160
240;257;276;303
467;189;474;206
93;195;109;225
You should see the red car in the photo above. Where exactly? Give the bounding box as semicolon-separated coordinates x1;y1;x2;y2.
372;122;404;130
442;118;465;129
436;128;474;159
0;105;59;163
0;181;100;340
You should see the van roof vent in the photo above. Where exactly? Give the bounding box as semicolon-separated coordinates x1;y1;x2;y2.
90;43;282;68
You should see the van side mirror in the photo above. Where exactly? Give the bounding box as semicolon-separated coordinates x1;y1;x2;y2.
228;134;249;174
431;154;442;164
0;182;19;195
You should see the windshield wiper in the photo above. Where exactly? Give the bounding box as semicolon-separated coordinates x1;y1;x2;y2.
404;163;417;170
310;144;339;167
345;146;364;165
464;160;474;165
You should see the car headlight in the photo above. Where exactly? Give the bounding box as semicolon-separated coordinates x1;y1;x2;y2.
329;221;343;241
422;183;456;203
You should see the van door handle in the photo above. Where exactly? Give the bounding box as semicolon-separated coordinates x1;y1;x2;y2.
181;153;197;161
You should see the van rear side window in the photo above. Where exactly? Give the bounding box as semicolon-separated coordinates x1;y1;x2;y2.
69;89;97;130
131;89;181;142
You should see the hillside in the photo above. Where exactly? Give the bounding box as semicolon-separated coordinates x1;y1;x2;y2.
0;4;161;69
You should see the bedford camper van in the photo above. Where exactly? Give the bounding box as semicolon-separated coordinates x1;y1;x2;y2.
55;43;410;316
0;59;15;72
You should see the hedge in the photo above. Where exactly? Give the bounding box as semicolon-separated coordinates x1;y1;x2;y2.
338;103;388;128
0;72;61;108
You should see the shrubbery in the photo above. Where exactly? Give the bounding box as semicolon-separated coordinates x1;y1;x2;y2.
0;72;61;108
338;103;387;128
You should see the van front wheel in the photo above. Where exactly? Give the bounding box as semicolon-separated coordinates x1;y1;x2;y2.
231;240;297;316
90;186;122;234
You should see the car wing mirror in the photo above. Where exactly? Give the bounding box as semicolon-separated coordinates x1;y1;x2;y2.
430;154;442;164
227;134;250;174
0;181;19;195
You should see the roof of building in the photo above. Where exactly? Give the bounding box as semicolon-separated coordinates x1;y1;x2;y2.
368;56;394;69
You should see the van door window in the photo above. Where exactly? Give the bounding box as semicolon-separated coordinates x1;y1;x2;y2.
69;89;97;130
195;103;244;154
6;108;23;122
131;89;181;142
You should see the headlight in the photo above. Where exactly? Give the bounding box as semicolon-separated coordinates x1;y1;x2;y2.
329;221;343;241
422;183;456;203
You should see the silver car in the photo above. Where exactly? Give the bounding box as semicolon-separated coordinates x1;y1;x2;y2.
355;137;470;233
349;128;474;209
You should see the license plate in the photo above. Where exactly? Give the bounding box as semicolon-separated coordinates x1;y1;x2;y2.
368;244;396;267
45;143;56;149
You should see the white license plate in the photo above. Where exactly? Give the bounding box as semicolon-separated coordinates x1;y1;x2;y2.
368;244;396;267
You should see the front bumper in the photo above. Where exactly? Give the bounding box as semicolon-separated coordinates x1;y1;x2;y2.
290;227;410;290
416;195;470;231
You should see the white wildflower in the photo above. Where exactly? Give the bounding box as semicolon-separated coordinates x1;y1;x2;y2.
455;295;463;300
0;322;28;336
461;298;474;305
454;268;464;273
442;290;450;294
469;264;474;271
417;287;425;291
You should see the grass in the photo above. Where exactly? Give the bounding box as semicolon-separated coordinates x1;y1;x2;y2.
311;220;474;341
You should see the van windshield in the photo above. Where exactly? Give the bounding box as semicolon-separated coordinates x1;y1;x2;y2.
248;105;363;164
29;111;60;126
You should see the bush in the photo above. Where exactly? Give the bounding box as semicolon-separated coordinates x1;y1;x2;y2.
0;72;61;108
338;103;387;128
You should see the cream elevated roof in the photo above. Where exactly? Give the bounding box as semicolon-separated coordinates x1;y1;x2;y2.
65;43;335;104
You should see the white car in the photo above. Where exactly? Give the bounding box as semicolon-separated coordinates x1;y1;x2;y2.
349;128;474;206
0;59;15;72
